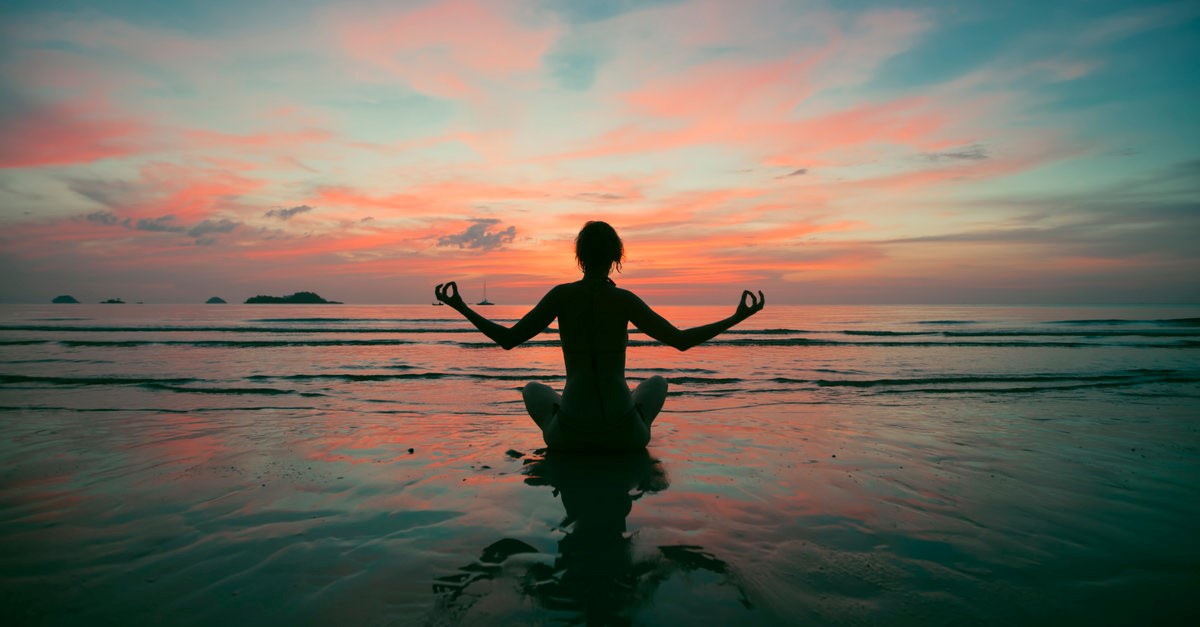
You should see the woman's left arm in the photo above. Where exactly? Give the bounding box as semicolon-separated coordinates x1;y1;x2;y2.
435;282;559;350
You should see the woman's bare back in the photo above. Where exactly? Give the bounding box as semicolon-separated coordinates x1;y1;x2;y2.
553;279;641;434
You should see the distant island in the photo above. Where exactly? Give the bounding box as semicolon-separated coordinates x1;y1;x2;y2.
244;291;342;304
206;297;227;304
52;295;80;304
101;298;125;304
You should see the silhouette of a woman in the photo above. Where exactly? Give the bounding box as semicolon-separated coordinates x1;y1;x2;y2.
435;221;764;450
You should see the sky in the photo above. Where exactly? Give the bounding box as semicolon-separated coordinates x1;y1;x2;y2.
1;0;1197;305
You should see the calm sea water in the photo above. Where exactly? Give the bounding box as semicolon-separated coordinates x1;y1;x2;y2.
2;303;1198;626
1;303;1197;414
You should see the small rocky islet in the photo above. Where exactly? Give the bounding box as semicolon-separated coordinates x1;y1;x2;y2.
244;291;342;304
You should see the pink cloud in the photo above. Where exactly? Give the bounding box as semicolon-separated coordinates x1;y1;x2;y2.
184;128;336;151
137;163;265;222
60;162;267;250
0;94;335;170
0;99;156;168
330;0;558;98
311;181;540;219
554;74;962;166
625;55;819;121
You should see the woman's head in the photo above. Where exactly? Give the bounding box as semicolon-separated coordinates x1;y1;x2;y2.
575;221;624;276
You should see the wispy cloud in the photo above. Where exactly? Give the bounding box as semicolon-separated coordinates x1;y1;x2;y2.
188;218;240;238
437;218;517;251
80;210;241;246
135;215;186;233
919;144;988;162
573;192;628;202
265;205;314;220
85;210;130;227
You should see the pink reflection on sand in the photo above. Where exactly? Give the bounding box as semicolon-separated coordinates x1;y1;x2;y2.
136;413;232;468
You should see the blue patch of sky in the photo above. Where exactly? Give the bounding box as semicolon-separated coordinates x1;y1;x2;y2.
1021;14;1200;164
870;18;1017;89
868;0;1184;89
325;86;458;143
0;0;368;36
538;0;684;24
545;51;598;91
1033;17;1200;112
1;0;230;34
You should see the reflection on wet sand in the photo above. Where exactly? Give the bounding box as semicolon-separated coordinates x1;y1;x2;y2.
433;450;752;624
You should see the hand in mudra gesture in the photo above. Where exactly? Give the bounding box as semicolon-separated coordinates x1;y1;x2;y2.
435;281;466;309
735;290;765;320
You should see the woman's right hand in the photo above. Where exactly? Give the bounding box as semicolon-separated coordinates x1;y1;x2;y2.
736;290;765;320
435;281;466;310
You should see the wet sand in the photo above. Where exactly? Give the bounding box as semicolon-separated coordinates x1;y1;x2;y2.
2;393;1197;626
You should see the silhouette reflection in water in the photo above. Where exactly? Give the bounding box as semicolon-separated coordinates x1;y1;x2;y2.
433;450;752;624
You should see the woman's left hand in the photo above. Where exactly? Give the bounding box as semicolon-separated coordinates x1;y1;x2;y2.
435;281;466;309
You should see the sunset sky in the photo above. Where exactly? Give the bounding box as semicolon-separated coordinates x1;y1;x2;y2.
1;0;1197;304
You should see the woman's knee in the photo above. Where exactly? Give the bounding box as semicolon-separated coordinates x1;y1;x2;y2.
633;376;667;427
636;375;668;399
522;381;552;401
522;381;542;394
522;382;559;428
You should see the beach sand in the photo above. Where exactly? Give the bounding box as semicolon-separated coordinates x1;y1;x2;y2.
3;391;1197;626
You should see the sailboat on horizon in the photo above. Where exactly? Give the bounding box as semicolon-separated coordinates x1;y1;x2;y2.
477;280;494;306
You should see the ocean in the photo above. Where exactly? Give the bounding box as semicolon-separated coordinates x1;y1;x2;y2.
2;303;1198;625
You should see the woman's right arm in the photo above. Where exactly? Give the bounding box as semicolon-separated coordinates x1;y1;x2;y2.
628;290;764;351
436;281;559;350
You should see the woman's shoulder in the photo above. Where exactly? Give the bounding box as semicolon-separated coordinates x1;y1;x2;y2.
551;279;624;289
551;281;637;301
